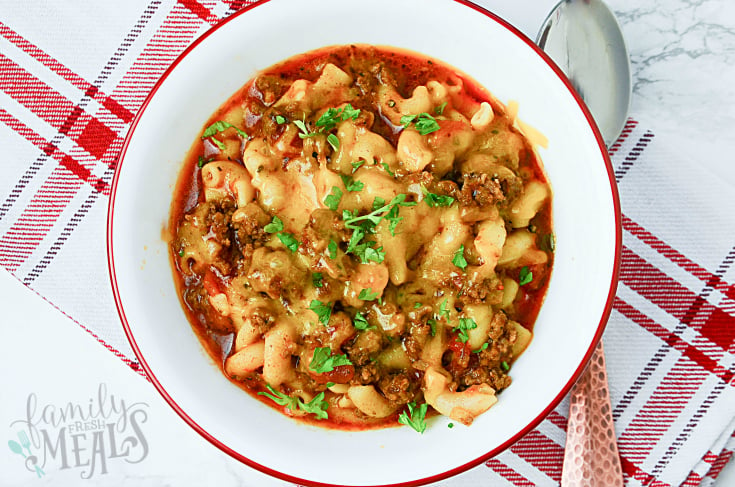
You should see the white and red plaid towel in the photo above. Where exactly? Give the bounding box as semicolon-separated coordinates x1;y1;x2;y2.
1;1;733;486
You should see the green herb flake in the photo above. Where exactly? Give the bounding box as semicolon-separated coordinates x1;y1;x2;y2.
197;156;213;168
351;160;365;173
324;186;343;211
413;302;422;309
327;133;340;151
452;244;468;270
341;103;361;121
201;120;248;139
448;422;454;429
327;239;338;259
427;318;437;337
294;119;317;139
275;115;286;124
277;232;299;252
454;317;477;343
359;288;379;301
435;102;448;115
298;392;329;420
309;347;352;374
438;298;450;321
398;401;428;434
309;300;332;326
264;215;284;234
381;162;395;177
421;186;455;207
353;312;373;330
473;342;489;354
339;174;364;192
519;266;533;286
401;112;441;136
312;272;323;288
258;384;299;410
178;249;184;257
501;361;510;372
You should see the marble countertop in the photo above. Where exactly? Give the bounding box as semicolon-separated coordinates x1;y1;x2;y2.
1;0;733;485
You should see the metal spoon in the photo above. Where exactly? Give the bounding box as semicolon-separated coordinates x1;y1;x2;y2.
535;1;629;485
537;0;631;146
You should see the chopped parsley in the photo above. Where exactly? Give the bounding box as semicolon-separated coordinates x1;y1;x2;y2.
351;160;365;173
258;385;329;420
309;300;332;326
339;174;364;192
413;302;422;309
452;245;468;270
294;119;317;139
435;102;448;115
315;104;361;132
448;422;455;429
275;115;286;124
309;347;352;374
501;361;510;372
353;312;373;330
201;120;248;139
277;232;299;252
519;266;533;286
264;215;284;233
327;133;340;151
400;112;441;136
398;401;428;434
421;186;455;207
343;194;415;231
454;317;477;343
324;186;343;211
438;298;451;321
327;239;338;259
312;272;323;288
358;288;379;301
427;318;437;336
178;249;184;257
381;162;395;177
473;342;489;354
197;156;213;168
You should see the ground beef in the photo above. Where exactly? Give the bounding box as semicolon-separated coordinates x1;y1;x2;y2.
378;372;417;406
351;362;381;385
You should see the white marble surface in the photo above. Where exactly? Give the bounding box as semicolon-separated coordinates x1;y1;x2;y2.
2;0;734;485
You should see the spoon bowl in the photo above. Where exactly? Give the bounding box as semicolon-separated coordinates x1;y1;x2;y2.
537;0;632;146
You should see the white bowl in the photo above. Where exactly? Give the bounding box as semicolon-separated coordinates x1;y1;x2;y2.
107;0;621;485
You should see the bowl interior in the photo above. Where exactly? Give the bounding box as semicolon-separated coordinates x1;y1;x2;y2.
108;0;619;485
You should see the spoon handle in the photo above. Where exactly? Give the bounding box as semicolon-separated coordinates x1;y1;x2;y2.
562;341;624;486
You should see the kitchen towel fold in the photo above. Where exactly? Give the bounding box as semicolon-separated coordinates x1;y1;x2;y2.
1;1;733;486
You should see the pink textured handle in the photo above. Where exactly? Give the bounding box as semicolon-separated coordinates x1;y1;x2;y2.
562;341;624;486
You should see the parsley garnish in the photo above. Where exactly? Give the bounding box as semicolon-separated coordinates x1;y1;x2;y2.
398;401;428;434
258;385;328;420
324;186;343;211
315;104;361;132
351;160;365;173
275;115;286;124
435;102;448;115
309;347;352;374
400;112;441;136
201;120;248;139
421;186;455;207
448;422;454;429
473;343;489;354
343;194;415;231
427;318;437;336
353;312;373;330
294;120;317;139
277;232;299;252
438;298;451;321
309;300;332;326
178;249;184;257
327;239;338;259
452;245;468;270
312;272;323;288
264;215;284;233
359;288;379;301
414;302;422;309
197;156;213;168
381;162;395;177
327;133;340;151
501;361;510;372
519;266;533;286
339;174;364;192
454;317;477;343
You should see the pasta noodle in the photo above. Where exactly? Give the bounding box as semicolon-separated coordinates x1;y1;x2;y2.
170;45;553;431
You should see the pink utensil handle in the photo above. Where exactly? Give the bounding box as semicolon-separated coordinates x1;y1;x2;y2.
562;341;624;486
